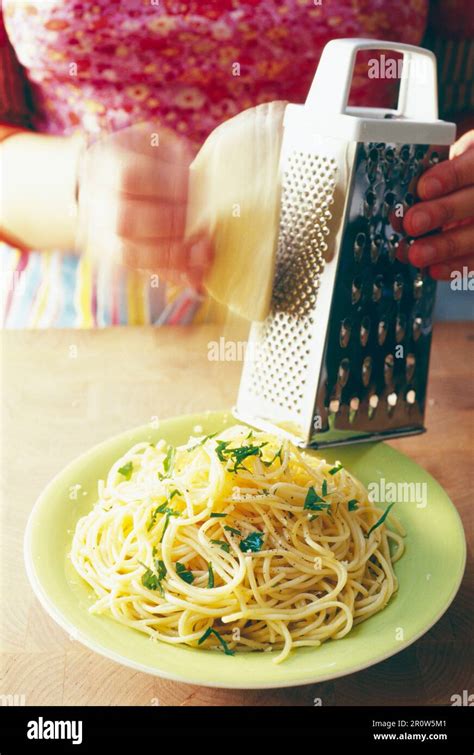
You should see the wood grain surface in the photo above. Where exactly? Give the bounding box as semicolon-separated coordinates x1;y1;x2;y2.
0;322;472;706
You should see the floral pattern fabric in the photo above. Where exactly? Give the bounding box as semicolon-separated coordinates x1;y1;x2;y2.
3;0;428;143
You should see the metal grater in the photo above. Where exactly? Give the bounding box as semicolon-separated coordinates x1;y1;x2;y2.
234;39;456;448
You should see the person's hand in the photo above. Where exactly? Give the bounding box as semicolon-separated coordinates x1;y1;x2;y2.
402;130;474;280
77;122;212;288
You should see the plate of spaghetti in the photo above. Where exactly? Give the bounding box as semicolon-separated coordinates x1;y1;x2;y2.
25;411;466;688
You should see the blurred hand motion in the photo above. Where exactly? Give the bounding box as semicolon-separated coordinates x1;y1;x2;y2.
77;123;213;289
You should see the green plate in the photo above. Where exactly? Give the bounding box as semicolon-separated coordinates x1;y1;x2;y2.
24;411;466;689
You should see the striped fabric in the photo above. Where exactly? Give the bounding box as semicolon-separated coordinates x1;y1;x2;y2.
0;242;206;328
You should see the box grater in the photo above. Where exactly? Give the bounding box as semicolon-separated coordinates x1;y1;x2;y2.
234;39;456;448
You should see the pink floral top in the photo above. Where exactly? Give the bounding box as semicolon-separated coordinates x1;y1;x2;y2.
1;0;429;327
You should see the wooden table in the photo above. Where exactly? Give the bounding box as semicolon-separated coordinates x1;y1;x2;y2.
0;322;472;706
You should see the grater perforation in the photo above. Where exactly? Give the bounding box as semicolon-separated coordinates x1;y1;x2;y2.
235;39;456;448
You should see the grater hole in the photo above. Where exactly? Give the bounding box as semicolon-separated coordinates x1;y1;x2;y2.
412;316;422;341
337;358;350;387
378;319;388;346
340;318;352;348
349;397;360;424
364;189;377;218
415;146;427;160
387;392;398;412
360;316;370;347
352;277;362;305
413;273;423;299
384;354;395;386
396;314;406;343
362;356;373;387
388;233;399;263
393;274;404;301
406;353;416;381
429;151;440;164
368;394;379;420
329;399;340;414
373;275;383;302
406;389;416;405
400;144;411;161
368;147;379;162
403;193;415;211
370;234;383;263
354;232;366;262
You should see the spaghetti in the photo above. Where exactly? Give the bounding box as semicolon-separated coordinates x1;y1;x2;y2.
70;425;404;663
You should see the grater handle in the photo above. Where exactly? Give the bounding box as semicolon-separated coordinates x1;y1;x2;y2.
306;38;439;122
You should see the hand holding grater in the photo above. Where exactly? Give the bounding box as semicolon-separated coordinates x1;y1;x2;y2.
234;38;456;448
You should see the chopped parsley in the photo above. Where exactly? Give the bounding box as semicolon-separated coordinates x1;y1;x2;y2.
163;446;176;475
366;502;396;537
224;524;241;536
210;512;227;518
322;479;328;497
304;486;331;512
215;440;268;473
239;531;265;553
348;499;359;511
210;539;230;553
157;446;176;480
187;432;218;451
118;461;133;480
148;500;179;532
215;440;231;462
175;562;194;584
198;626;235;656
207;562;214;589
329;462;344;475
262;447;283;467
159;508;179;542
139;559;167;596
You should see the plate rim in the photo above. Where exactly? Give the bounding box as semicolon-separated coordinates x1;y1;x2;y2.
24;411;467;690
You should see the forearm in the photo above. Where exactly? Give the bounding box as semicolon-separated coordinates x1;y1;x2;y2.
0;130;83;251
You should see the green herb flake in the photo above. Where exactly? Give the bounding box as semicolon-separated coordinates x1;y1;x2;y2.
215;440;231;462
329;462;343;476
215;440;268;473
262;447;283;467
188;432;218;451
159;512;174;543
322;479;328;497
139;559;167;596
163;446;176;476
348;499;359;512
366;502;396;538
239;531;265;553
210;539;230;553
198;626;235;656
148;500;179;532
304;486;330;512
210;512;227;518
175;562;194;584
118;461;133;480
224;524;241;536
207;562;214;589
